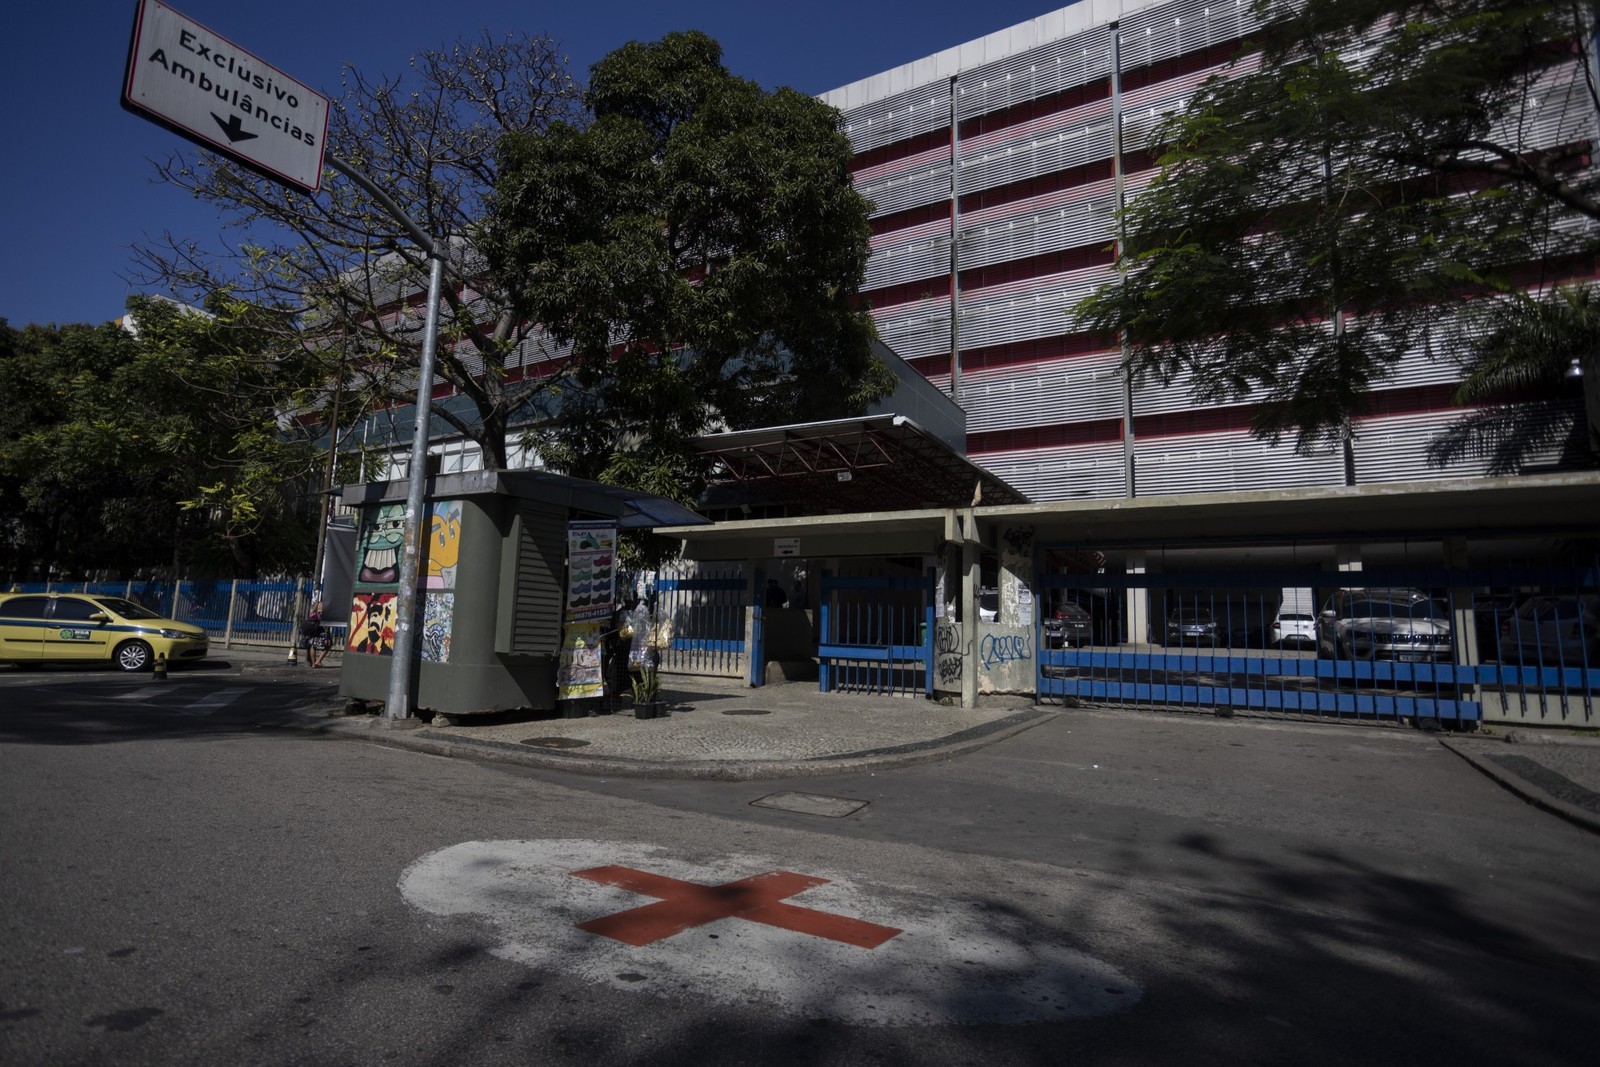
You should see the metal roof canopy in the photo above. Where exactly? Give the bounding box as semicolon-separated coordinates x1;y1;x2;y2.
659;472;1600;559
340;469;710;530
696;414;1028;513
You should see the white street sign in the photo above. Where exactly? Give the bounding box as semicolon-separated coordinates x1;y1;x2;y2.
122;0;328;193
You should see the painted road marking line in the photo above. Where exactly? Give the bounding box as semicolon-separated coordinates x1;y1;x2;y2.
571;865;901;948
170;687;251;716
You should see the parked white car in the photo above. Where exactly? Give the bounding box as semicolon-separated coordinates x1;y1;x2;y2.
1272;611;1317;649
1317;588;1453;662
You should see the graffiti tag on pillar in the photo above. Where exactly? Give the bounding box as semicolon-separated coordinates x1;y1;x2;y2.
935;620;964;688
980;633;1032;669
1001;526;1035;558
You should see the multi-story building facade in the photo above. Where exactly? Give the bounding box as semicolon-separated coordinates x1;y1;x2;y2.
820;0;1595;503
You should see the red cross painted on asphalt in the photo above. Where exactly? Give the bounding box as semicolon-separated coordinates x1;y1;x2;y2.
570;865;902;949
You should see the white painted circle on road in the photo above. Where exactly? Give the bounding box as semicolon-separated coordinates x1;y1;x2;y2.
398;839;1141;1026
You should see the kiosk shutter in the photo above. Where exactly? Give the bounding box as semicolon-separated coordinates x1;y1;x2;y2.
511;500;565;654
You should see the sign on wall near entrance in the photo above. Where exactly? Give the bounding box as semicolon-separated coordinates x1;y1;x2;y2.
122;0;330;193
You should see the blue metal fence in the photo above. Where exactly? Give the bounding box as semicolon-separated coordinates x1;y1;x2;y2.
656;567;747;678
818;568;935;697
1037;560;1599;727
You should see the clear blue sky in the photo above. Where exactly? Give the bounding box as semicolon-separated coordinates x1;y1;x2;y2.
1;0;1068;329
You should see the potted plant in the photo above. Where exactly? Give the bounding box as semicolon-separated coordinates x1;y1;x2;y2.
631;663;661;719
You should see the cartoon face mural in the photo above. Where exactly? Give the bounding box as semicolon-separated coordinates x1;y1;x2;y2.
425;500;462;589
359;504;406;585
348;592;398;655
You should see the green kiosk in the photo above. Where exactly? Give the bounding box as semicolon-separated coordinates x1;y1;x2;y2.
336;469;706;719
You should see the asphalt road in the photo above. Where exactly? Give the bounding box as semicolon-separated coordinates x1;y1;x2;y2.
2;667;1598;1065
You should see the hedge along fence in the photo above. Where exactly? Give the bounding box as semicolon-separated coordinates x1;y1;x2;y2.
3;578;339;650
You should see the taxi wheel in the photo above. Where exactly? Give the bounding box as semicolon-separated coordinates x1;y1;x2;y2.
115;640;154;672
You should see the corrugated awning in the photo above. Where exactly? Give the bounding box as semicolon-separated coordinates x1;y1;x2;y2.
340;469;711;530
695;415;1028;512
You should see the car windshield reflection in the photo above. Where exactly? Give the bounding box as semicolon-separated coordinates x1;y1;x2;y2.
1347;600;1445;620
93;597;163;621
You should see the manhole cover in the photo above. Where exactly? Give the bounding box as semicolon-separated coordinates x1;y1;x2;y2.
750;791;869;818
519;737;591;749
721;709;771;716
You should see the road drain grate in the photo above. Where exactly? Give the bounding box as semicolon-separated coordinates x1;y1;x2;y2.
750;791;869;818
721;709;771;716
520;737;591;749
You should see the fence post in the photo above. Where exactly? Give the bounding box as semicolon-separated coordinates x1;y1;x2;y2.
286;581;306;665
223;578;238;650
749;568;766;688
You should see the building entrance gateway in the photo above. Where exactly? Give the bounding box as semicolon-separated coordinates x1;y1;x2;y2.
818;567;937;697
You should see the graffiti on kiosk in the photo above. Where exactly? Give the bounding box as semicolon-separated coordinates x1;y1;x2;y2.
980;632;1032;669
935;620;964;688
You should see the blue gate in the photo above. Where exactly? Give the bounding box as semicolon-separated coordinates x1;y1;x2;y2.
656;567;747;679
1037;562;1599;726
818;568;935;696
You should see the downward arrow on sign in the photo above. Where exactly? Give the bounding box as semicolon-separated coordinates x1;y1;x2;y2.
211;113;258;144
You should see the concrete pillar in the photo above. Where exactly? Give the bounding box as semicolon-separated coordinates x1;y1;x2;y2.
961;510;980;709
1445;538;1479;701
1126;549;1148;645
998;526;1036;627
743;558;762;687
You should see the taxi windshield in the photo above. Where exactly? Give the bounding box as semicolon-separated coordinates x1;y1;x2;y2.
94;597;165;621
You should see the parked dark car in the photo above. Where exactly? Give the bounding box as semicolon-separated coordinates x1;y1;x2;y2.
1501;595;1600;665
1165;607;1218;646
1043;600;1092;648
1471;594;1522;662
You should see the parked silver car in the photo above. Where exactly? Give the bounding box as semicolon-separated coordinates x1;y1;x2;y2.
1317;589;1453;662
1501;595;1599;665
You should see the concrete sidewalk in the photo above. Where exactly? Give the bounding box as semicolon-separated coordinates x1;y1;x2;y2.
221;643;1600;830
226;643;1051;780
336;672;1052;782
1440;731;1600;837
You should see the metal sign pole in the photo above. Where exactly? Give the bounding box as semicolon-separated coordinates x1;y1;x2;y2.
383;254;444;719
322;155;443;723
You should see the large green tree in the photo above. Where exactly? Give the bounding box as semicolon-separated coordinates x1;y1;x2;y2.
0;298;325;580
481;30;893;504
1075;0;1599;459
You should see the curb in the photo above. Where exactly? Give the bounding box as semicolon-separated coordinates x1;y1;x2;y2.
1440;738;1600;837
319;706;1058;781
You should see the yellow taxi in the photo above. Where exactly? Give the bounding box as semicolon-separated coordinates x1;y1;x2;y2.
0;592;209;671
